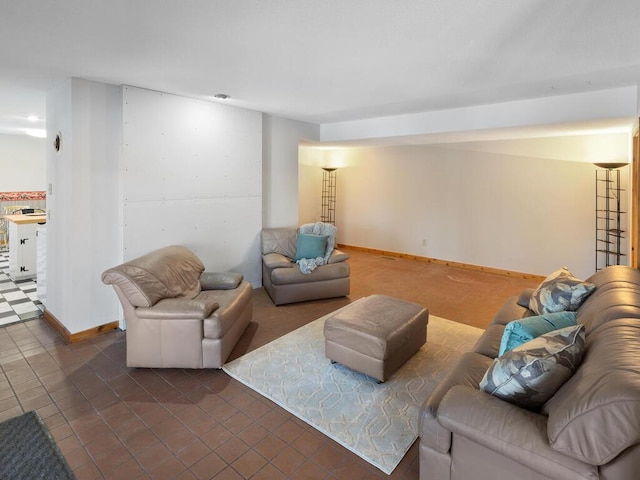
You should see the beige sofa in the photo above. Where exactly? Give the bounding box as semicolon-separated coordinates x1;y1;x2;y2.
102;245;252;369
261;226;350;305
419;265;640;480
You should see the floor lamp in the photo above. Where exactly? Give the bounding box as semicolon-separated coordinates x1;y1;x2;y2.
594;162;627;271
321;167;337;225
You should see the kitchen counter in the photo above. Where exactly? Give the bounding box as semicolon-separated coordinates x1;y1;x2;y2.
3;213;47;225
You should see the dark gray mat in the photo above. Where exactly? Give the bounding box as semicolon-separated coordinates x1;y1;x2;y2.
0;411;75;480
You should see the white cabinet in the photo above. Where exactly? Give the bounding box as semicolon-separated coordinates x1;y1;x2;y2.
37;226;46;303
8;220;40;281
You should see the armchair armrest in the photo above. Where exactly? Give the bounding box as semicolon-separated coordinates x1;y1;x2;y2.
438;386;596;480
262;252;294;269
200;271;243;290
136;298;219;320
328;249;350;264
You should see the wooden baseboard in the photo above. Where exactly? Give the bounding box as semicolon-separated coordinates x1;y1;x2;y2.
42;310;119;344
337;243;546;281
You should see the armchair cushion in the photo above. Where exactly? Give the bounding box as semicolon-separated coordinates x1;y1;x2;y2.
136;298;219;320
271;261;349;285
200;272;243;290
101;245;204;307
261;227;298;258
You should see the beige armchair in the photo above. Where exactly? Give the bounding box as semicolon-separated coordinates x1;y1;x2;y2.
102;245;252;369
261;225;350;305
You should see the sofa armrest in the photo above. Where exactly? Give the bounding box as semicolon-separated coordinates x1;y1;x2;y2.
200;271;243;290
420;352;493;453
263;252;294;269
136;298;219;320
328;249;350;264
517;288;536;308
438;386;597;480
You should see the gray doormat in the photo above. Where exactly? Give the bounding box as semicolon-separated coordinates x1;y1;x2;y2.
0;411;75;479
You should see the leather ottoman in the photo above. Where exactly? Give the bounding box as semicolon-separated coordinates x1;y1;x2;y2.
324;294;429;382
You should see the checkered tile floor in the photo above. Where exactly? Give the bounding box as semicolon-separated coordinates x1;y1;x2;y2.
0;252;44;326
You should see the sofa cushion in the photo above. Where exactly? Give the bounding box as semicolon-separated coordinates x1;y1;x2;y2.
101;245;204;307
529;267;595;315
471;324;504;359
261;227;298;258
577;288;640;336
545;319;640;465
490;295;534;326
480;324;585;409
294;234;328;261
499;311;577;355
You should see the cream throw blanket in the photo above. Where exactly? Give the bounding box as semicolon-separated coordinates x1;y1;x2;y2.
296;222;337;274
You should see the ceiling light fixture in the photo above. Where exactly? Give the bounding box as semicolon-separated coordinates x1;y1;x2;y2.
27;115;39;122
214;94;229;100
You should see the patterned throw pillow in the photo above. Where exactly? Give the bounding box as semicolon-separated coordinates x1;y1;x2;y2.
529;267;595;315
480;324;586;409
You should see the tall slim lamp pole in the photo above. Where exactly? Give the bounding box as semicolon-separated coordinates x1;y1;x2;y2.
321;167;337;225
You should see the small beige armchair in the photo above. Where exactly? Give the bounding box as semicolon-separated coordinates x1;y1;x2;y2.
102;245;252;369
261;225;350;305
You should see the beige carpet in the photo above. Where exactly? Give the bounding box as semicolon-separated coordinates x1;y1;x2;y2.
224;303;482;474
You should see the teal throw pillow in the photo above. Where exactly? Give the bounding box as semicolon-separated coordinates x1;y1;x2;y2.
499;311;577;356
294;234;328;261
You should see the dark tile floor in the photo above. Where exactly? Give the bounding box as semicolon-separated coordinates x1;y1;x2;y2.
0;249;539;479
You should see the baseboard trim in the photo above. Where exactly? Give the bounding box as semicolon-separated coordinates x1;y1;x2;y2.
42;310;119;344
338;244;546;281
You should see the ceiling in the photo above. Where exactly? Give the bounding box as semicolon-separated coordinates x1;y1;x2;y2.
1;1;640;140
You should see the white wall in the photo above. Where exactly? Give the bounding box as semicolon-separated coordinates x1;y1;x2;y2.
121;86;263;286
298;146;331;225
262;115;319;227
0;134;46;191
46;78;122;334
302;136;630;280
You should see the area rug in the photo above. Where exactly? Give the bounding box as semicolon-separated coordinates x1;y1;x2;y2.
0;410;75;479
223;301;483;474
